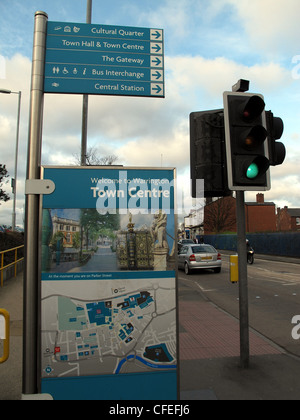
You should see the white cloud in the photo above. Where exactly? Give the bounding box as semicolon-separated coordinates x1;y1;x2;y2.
226;0;300;56
245;150;300;208
167;55;292;101
118;120;189;169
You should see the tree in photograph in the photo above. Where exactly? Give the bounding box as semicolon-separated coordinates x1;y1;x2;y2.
0;164;10;204
80;208;120;252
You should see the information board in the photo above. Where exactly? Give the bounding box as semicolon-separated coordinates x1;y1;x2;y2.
40;166;177;400
44;22;164;97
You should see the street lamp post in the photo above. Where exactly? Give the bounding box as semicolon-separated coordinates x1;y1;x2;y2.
0;88;21;231
81;0;92;165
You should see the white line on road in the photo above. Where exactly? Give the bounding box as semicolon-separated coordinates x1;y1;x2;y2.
178;275;216;293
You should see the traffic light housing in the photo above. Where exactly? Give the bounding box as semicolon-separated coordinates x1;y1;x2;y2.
265;111;286;166
190;109;230;198
223;92;270;191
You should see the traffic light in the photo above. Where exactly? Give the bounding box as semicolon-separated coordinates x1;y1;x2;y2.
265;111;286;166
223;92;270;191
190;109;230;197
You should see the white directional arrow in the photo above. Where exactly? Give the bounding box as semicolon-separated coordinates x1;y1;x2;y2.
151;69;163;81
151;43;162;54
150;29;163;41
151;56;163;68
151;83;164;96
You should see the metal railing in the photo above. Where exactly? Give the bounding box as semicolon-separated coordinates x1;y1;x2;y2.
0;245;24;287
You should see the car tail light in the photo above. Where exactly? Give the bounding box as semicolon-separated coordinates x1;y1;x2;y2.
189;254;196;262
217;253;222;260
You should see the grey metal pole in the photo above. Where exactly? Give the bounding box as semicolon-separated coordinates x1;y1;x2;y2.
23;10;48;395
236;190;250;368
86;0;92;23
12;91;21;231
81;0;92;165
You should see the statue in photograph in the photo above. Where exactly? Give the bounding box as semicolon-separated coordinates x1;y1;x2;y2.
151;210;169;271
151;210;169;251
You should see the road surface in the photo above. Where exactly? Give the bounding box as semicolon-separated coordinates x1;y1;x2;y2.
178;254;300;357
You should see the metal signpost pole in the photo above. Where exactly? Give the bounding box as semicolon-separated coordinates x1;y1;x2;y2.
81;0;92;165
23;11;48;395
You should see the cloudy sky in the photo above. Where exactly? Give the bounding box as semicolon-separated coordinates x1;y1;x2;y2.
0;0;300;227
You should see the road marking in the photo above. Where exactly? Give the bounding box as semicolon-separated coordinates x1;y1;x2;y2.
194;282;216;293
178;276;216;293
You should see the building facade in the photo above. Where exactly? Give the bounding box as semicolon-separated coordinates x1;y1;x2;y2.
52;216;81;248
277;207;300;231
244;193;276;233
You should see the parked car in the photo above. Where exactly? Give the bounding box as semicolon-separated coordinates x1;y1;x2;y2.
178;243;222;274
178;239;194;253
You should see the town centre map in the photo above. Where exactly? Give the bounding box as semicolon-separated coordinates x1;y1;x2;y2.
41;277;177;378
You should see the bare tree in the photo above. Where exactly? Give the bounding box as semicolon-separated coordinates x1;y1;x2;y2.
0;164;10;204
204;196;236;234
73;146;118;166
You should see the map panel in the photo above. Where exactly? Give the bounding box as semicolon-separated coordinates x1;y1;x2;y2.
41;277;176;378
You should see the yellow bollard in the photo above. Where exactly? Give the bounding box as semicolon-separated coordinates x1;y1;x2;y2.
0;309;10;363
230;255;239;283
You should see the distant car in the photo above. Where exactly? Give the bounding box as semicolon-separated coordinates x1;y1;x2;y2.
178;243;222;274
14;226;24;233
178;239;194;253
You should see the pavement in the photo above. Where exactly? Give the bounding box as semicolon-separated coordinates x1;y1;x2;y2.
1;266;300;400
179;278;300;400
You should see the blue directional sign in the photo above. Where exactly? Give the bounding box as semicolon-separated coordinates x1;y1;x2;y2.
44;21;164;97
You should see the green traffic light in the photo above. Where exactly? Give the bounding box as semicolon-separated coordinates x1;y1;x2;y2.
246;163;259;179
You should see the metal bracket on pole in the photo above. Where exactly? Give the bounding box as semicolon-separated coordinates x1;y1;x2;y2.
25;179;55;195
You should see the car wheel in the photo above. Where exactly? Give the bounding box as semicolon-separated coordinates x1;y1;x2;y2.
184;262;190;275
214;267;221;273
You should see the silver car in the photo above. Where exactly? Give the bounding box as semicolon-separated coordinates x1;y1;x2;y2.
178;244;222;274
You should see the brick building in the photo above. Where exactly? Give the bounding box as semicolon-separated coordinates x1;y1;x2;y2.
52;215;80;248
204;193;276;234
277;207;300;231
245;193;276;233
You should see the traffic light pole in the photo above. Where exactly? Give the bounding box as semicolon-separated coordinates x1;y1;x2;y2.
230;80;250;368
236;190;250;368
